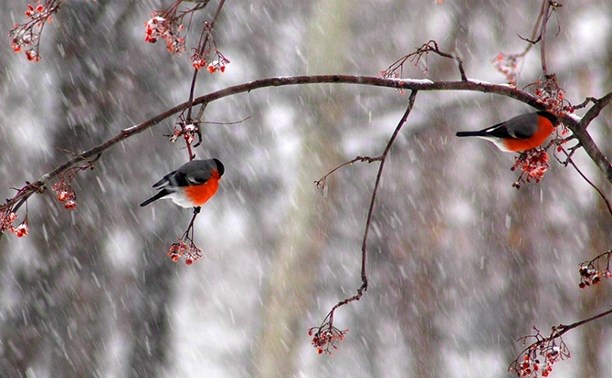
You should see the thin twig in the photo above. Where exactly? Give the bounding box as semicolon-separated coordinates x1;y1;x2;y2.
314;155;381;189
382;41;467;81
361;91;418;278
324;90;419;322
517;0;547;57
539;0;551;76
186;0;226;122
201;115;252;126
558;147;612;216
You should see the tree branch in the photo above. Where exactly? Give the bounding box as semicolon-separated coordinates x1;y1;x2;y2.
509;307;612;376
539;0;551;77
580;91;612;129
308;91;418;354
2;75;610;214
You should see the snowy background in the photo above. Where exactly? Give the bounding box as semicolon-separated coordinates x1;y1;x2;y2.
0;1;610;377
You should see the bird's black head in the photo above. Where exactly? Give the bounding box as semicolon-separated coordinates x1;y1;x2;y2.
213;158;225;177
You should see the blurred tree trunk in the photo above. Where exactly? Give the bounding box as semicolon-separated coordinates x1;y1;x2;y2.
394;116;450;378
0;3;176;376
502;187;540;364
251;1;351;376
578;177;611;378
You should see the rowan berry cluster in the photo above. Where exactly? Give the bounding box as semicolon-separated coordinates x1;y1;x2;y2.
167;239;203;265
170;122;200;145
533;76;572;116
578;251;611;289
49;158;98;210
9;0;63;62
307;322;348;355
143;2;230;72
51;180;77;209
509;328;569;378
203;51;230;74
512;349;555;377
189;21;231;73
0;210;29;238
493;53;521;86
511;148;549;189
144;14;186;54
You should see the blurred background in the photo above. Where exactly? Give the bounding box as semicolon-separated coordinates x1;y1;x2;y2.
0;1;610;377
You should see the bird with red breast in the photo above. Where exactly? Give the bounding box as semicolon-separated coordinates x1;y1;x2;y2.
140;158;224;209
456;111;559;152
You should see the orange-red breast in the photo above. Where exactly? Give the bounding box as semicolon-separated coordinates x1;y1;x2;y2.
140;158;224;208
456;111;558;152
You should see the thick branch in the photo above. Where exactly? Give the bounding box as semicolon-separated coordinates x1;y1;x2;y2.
561;111;612;183
580;91;612;129
2;75;610;211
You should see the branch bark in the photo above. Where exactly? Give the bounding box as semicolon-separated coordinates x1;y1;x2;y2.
2;75;610;213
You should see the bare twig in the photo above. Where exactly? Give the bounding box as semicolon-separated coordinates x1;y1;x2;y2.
309;91;419;353
314;155;381;189
382;40;467;81
556;147;612;216
515;0;547;57
186;0;225;119
361;90;418;283
496;1;562;85
538;1;563;77
185;0;226;155
539;0;551;76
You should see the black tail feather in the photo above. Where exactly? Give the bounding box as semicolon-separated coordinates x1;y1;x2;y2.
456;131;487;137
140;189;171;207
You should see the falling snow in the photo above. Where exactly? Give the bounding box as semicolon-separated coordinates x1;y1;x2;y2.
0;1;610;378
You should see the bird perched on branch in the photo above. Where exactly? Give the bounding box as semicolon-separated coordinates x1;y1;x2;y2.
140;158;224;209
455;111;558;152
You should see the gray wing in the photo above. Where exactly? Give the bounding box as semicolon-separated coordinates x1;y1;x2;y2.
169;159;215;187
502;112;539;139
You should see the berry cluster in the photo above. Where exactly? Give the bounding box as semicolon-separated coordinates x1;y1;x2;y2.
493;53;521;86
189;29;230;73
533;76;572;117
204;52;230;74
307;322;348;355
167;240;203;265
49;158;98;210
509;327;569;378
51;181;77;209
190;51;208;71
578;251;611;289
0;210;29;238
9;1;63;62
513;348;557;377
144;2;230;72
169;122;200;145
511;148;550;189
144;14;186;54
